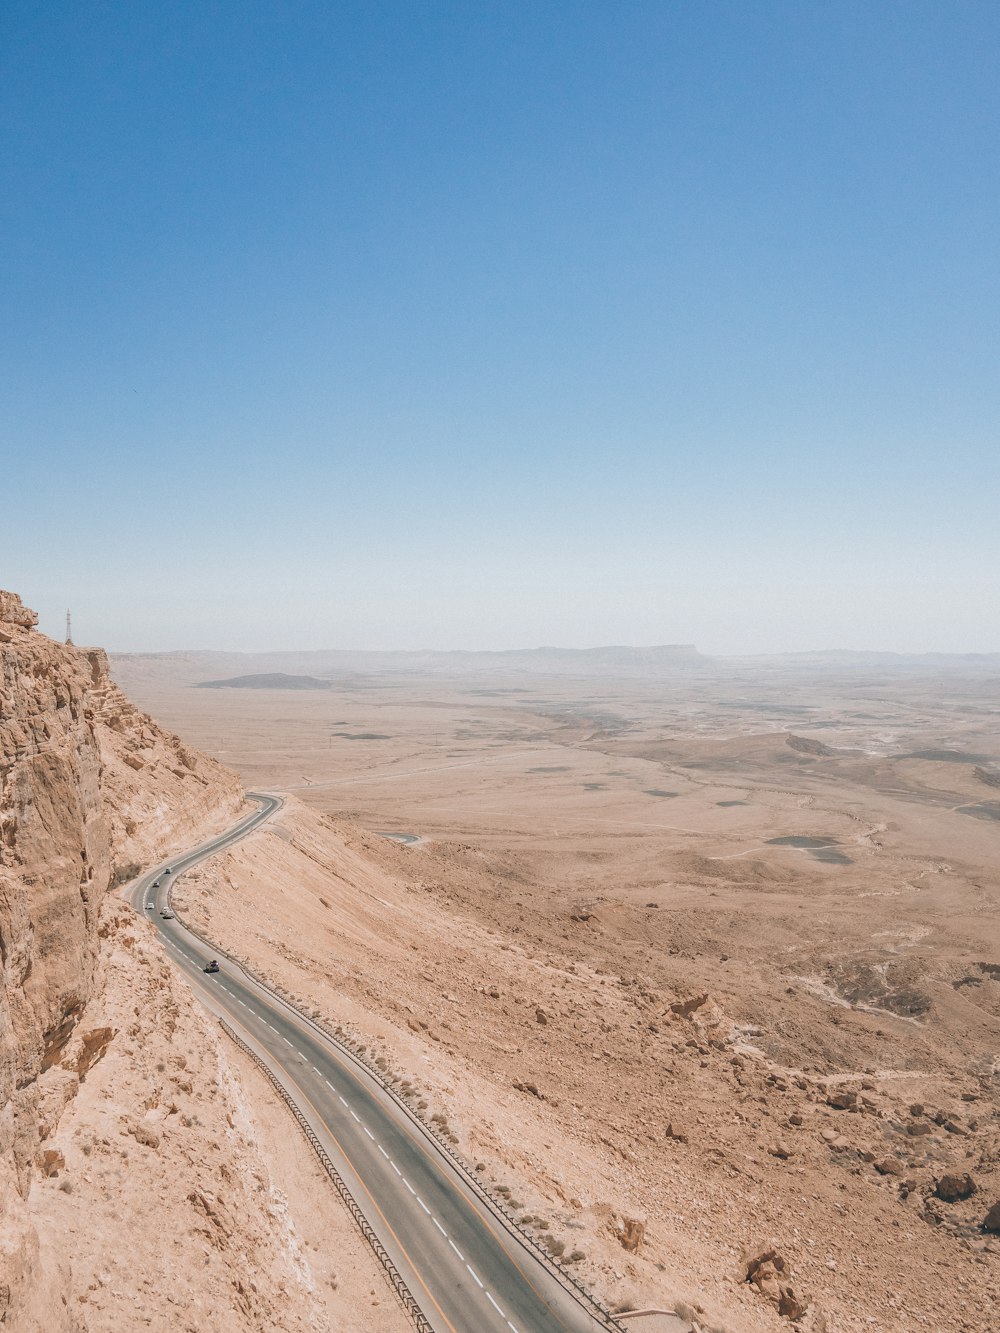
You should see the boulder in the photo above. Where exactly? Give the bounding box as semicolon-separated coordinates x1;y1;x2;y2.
826;1090;857;1111
982;1201;1000;1233
905;1121;932;1137
874;1157;904;1176
936;1173;976;1203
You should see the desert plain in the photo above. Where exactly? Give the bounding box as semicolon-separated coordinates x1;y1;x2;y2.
109;647;1000;1332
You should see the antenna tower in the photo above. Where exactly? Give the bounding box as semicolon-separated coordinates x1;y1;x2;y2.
65;610;73;646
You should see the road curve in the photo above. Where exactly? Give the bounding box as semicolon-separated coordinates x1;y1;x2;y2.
126;794;616;1333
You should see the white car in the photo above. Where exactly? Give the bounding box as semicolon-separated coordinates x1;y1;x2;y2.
160;909;175;920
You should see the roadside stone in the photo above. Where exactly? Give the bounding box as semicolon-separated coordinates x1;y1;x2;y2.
982;1201;1000;1233
769;1142;793;1160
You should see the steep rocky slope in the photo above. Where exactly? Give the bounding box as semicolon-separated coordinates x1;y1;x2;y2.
0;590;416;1332
0;590;247;1322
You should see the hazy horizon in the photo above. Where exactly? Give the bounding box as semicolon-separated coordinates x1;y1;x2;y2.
17;592;1000;663
4;3;998;656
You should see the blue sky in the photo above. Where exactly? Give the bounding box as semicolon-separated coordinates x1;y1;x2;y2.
3;2;998;653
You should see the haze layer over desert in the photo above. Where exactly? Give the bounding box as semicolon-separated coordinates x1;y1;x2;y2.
103;643;1000;1330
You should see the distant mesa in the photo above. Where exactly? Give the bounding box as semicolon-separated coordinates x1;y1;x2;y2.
196;672;332;690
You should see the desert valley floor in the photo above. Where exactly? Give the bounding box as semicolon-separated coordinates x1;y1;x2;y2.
109;651;1000;1332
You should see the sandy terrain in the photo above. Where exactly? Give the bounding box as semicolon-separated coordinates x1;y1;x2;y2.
110;655;1000;1331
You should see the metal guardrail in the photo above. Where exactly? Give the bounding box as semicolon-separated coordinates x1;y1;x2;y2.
220;1019;434;1333
162;800;628;1333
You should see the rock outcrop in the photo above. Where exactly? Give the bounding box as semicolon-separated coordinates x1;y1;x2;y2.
0;590;243;1327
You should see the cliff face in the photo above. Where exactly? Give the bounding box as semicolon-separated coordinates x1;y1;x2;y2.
0;591;244;1324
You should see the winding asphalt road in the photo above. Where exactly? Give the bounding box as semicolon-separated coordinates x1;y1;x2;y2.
127;794;613;1333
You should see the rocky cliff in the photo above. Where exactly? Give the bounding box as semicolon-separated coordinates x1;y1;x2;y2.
0;590;244;1325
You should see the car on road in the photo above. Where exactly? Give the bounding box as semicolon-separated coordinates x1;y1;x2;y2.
145;902;153;910
160;909;175;919
153;880;160;888
163;868;172;874
203;960;220;974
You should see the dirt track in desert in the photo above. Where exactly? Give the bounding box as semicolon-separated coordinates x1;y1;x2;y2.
113;654;1000;1331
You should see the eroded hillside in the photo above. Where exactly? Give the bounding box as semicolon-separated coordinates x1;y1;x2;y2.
0;592;409;1331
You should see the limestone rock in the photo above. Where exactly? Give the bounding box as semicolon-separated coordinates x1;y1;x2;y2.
36;1149;64;1177
0;590;38;630
612;1215;645;1253
744;1246;809;1321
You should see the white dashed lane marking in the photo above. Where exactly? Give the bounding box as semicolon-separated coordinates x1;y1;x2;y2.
486;1292;504;1316
417;1197;430;1214
364;1127;375;1140
433;1217;447;1236
467;1264;483;1288
448;1239;464;1262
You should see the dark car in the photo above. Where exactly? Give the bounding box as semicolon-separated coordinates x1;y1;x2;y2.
163;868;172;875
204;960;220;974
